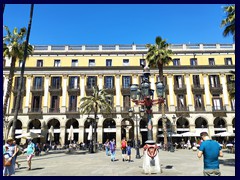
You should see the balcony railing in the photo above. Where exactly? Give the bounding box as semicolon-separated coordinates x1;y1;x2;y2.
11;109;23;114
28;108;42;113
49;85;62;95
176;106;189;111
67;86;80;95
209;84;223;94
48;108;60;113
33;44;235;52
194;106;205;111
191;84;204;94
212;106;226;111
174;84;186;94
121;85;130;95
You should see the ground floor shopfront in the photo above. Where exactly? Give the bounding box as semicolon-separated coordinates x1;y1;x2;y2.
4;112;235;148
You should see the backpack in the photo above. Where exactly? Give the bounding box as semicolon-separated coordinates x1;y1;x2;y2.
121;140;126;148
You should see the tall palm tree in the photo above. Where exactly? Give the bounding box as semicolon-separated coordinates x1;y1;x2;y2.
3;26;27;123
146;36;173;148
79;86;112;152
221;4;235;41
12;4;34;138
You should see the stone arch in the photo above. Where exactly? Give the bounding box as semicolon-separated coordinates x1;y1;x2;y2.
176;117;189;128
47;118;61;144
65;118;79;144
213;117;226;128
121;118;134;141
102;118;116;143
195;117;208;128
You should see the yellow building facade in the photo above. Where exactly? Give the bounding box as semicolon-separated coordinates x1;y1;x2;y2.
3;43;235;148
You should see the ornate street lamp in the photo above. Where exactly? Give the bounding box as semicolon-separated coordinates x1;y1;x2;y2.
129;108;144;159
130;65;165;142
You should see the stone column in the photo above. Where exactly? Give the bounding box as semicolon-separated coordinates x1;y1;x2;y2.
59;126;66;146
78;125;84;143
23;75;32;113
43;74;50;113
61;74;68;113
167;74;175;112
80;74;85;100
189;124;195;133
185;74;194;111
115;74;121;112
97;125;103;144
226;123;234;133
203;74;212;111
220;74;231;111
116;124;121;148
208;124;215;138
98;74;103;90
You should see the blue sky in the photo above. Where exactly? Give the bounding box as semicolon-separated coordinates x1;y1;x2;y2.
3;4;234;45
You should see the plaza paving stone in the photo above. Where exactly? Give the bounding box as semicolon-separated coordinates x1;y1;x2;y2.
13;148;235;176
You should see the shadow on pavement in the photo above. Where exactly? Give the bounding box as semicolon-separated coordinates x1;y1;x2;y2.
219;159;235;166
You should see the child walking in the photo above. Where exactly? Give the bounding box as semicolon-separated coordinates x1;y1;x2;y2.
126;142;132;162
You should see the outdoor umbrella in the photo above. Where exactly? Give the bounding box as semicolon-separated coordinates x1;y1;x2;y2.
180;132;199;137
213;132;235;137
87;124;93;141
15;132;44;139
68;125;74;144
48;126;55;146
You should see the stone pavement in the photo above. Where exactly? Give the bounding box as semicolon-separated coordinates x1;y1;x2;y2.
13;148;235;176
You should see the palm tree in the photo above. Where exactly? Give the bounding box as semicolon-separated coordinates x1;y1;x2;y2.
3;26;27;124
221;4;235;41
12;4;34;138
145;36;173;149
79;86;112;152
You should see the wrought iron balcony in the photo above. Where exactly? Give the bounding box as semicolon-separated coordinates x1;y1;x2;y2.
28;108;42;113
12;86;26;95
49;85;62;95
209;84;223;94
103;85;116;95
67;85;80;95
194;106;205;111
85;85;98;96
31;86;44;95
191;84;204;94
121;85;130;95
48;108;60;113
174;84;186;94
11;108;23;114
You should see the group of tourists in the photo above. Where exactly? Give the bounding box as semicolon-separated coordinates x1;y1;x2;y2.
103;137;132;162
3;138;35;176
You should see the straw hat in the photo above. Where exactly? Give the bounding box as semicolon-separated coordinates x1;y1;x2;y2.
6;137;14;143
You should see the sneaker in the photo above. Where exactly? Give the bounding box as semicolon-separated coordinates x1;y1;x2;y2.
122;158;124;161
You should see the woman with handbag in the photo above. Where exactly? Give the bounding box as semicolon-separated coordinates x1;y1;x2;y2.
3;138;18;176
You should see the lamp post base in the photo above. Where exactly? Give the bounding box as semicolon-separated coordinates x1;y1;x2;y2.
136;148;141;159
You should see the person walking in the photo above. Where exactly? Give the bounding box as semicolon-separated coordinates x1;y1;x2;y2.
3;138;18;176
104;139;110;156
121;137;127;161
109;138;116;162
26;139;35;170
197;132;223;176
126;142;132;162
12;140;21;169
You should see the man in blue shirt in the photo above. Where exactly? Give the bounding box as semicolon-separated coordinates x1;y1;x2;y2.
197;132;223;176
